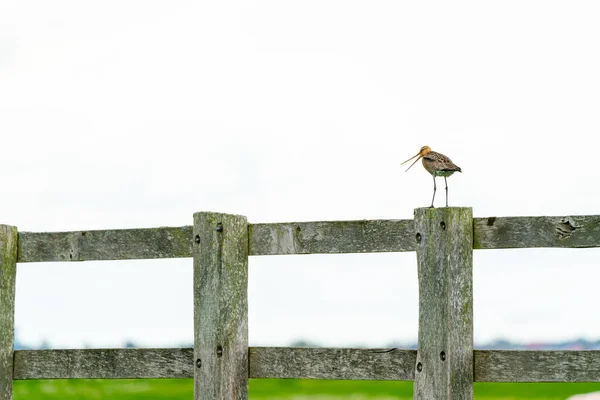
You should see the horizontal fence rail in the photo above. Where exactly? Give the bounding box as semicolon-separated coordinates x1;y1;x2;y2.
17;214;600;262
18;227;194;263
12;348;600;382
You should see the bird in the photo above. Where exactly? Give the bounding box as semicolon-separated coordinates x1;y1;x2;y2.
401;146;462;208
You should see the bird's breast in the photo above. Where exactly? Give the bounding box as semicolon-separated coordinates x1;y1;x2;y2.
433;170;458;177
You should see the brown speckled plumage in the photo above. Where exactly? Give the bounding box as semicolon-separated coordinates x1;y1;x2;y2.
421;150;461;177
401;146;462;208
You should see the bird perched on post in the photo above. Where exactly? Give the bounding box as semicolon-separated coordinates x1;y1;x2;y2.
401;146;461;208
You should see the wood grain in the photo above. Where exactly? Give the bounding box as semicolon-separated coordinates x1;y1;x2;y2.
193;213;248;400
474;350;600;382
473;215;600;249
11;348;600;382
12;347;416;381
0;226;17;400
249;219;415;255
249;347;416;380
16;214;600;262
13;348;193;379
18;227;193;262
414;208;474;400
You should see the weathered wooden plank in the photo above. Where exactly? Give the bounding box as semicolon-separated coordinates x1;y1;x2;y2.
414;208;474;400
473;215;600;249
18;227;193;262
193;213;248;400
0;226;17;400
12;347;416;381
249;219;415;255
15;214;600;263
17;219;416;262
13;348;193;379
249;347;416;380
12;348;600;382
474;350;600;382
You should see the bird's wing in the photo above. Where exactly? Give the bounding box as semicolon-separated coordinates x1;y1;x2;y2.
425;152;461;171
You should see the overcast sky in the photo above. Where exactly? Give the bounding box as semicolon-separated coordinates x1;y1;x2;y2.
1;1;600;349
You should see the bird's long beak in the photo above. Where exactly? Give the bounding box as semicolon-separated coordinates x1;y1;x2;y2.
401;152;423;172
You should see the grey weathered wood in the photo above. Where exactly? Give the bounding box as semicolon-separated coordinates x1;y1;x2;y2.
15;214;600;263
13;348;193;379
474;350;600;382
17;219;416;262
414;208;473;400
249;347;416;380
11;348;600;382
18;226;193;262
0;225;17;400
12;347;415;381
474;215;600;249
249;219;416;255
193;213;248;400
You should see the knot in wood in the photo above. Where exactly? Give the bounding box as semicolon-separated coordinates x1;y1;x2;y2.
556;218;577;239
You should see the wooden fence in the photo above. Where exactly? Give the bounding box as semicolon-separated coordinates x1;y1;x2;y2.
1;208;599;399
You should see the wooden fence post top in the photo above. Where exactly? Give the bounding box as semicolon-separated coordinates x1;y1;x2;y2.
414;206;473;214
192;211;247;219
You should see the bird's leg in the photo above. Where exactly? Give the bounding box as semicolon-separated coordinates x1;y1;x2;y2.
430;176;436;208
444;176;448;207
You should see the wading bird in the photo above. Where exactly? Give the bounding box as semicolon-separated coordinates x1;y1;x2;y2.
401;146;461;208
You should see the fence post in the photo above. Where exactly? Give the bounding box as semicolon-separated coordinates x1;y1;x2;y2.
193;212;248;400
0;225;17;400
413;208;473;400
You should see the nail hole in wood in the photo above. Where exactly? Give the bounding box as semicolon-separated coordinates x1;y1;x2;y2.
417;362;423;372
440;221;446;230
217;346;223;357
416;233;422;243
194;235;201;244
216;223;223;232
440;351;446;361
196;358;202;368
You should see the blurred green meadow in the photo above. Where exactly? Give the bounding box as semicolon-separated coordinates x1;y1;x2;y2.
12;379;600;399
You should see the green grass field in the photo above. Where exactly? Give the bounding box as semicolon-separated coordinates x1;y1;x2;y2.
12;379;600;399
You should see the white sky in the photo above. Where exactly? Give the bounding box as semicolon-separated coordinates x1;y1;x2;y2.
1;1;600;349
